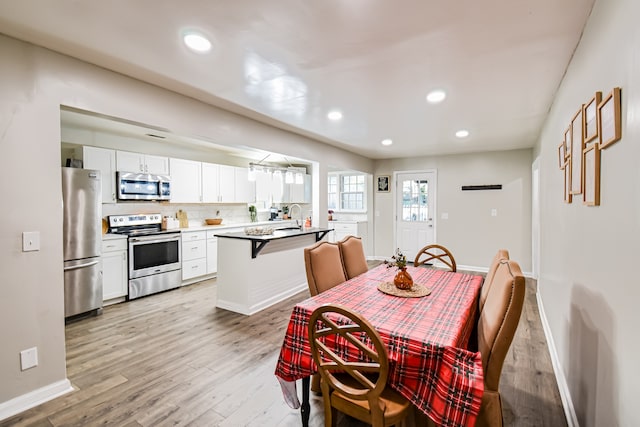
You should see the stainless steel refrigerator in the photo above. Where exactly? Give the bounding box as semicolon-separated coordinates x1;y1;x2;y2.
62;167;103;318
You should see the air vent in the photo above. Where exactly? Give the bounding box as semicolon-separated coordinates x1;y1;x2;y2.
145;133;166;139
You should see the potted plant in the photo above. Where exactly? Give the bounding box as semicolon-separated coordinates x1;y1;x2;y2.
328;209;334;221
282;205;289;219
384;248;413;290
248;205;257;222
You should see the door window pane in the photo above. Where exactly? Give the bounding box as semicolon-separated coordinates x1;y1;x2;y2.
401;179;428;222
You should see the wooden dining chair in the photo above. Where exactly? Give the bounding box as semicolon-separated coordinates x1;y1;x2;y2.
479;249;510;312
337;235;368;279
413;244;457;272
475;259;525;427
304;241;348;297
308;304;412;427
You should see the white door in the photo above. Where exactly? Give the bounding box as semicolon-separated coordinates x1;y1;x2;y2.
395;171;437;262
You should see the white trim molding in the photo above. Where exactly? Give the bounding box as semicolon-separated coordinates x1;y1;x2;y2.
536;289;579;427
0;379;73;421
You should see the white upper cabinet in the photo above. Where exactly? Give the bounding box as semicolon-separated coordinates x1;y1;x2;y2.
284;174;311;203
218;165;236;202
116;150;169;175
201;162;221;203
169;158;202;203
234;166;254;203
76;146;117;203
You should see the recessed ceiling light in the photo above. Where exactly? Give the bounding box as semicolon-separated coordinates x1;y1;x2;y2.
327;111;343;121
426;90;446;104
183;32;212;53
455;130;470;138
381;139;393;146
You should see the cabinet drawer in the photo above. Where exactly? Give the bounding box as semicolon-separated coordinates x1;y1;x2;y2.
182;231;206;241
182;240;206;261
206;229;221;239
332;222;357;233
102;238;127;253
182;259;207;280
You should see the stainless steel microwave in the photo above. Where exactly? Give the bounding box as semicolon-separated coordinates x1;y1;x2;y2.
117;171;171;201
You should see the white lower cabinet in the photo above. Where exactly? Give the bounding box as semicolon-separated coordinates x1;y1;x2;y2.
328;221;369;255
101;237;128;302
206;230;218;274
182;231;207;280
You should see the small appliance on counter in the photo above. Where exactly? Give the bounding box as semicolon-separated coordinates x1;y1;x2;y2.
269;206;282;221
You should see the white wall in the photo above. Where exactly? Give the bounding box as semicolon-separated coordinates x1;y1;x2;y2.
535;0;640;425
0;33;372;413
374;149;532;271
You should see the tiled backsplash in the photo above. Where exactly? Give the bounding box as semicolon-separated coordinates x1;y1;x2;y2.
102;203;311;227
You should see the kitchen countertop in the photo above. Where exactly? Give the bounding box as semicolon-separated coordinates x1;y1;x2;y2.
180;220;295;232
216;226;330;241
102;233;128;240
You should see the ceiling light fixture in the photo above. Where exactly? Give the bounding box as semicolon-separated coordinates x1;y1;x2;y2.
183;31;212;53
426;90;446;104
381;139;393;146
327;111;343;121
455;129;470;138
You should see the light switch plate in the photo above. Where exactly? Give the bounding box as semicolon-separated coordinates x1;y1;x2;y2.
441;213;449;219
491;209;498;217
20;347;38;370
22;231;40;252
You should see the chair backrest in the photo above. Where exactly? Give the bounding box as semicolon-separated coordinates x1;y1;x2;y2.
413;244;457;272
477;259;525;392
479;249;510;312
338;235;368;279
308;304;389;404
304;241;348;296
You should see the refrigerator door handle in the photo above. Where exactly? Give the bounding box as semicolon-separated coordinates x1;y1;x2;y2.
63;259;100;271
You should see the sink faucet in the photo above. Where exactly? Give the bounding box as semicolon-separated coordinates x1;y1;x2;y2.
289;204;302;228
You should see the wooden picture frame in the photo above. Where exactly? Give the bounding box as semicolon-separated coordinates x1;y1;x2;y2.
558;140;567;169
583;144;601;206
377;175;390;192
570;107;584;195
598;87;622;149
583;91;602;146
563;160;572;203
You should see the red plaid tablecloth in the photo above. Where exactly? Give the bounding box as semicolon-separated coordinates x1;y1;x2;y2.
274;264;485;427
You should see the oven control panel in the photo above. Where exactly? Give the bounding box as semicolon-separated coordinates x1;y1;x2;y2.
109;213;162;227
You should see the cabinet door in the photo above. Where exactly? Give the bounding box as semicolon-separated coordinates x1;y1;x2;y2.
218;165;236;202
201;162;220;202
234;167;254;203
254;170;271;209
116;150;144;173
170;158;202;203
82;146;117;203
102;250;128;300
144;154;169;175
271;172;284;203
207;237;218;274
288;182;305;203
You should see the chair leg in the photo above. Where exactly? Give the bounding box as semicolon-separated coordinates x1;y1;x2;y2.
311;373;322;395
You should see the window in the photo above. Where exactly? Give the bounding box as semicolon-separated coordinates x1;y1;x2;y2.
328;172;367;212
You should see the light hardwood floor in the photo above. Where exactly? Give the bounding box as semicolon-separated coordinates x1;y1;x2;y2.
2;271;566;427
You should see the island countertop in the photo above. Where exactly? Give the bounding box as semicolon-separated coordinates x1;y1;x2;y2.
215;226;331;242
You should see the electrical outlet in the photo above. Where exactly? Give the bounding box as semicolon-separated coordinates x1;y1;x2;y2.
20;347;38;371
22;231;40;252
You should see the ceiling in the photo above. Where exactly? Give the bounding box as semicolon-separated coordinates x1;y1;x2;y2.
0;0;594;159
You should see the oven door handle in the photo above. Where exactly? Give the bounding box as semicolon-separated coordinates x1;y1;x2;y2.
129;234;181;244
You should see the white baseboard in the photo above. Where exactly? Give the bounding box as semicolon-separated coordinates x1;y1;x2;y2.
536;289;579;427
0;379;73;421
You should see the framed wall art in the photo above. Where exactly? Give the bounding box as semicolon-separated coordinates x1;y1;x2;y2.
377;175;390;192
570;107;584;195
598;87;622;149
558;140;567;169
563;160;572;203
583;144;601;206
583;91;602;146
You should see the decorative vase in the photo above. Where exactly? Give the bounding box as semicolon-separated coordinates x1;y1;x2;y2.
393;268;413;290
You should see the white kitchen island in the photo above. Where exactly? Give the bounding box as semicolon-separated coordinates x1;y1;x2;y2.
215;226;331;315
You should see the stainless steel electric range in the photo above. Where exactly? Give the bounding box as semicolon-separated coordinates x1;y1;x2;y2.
108;214;182;299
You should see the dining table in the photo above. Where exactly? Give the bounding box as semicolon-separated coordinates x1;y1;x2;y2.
274;263;486;427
